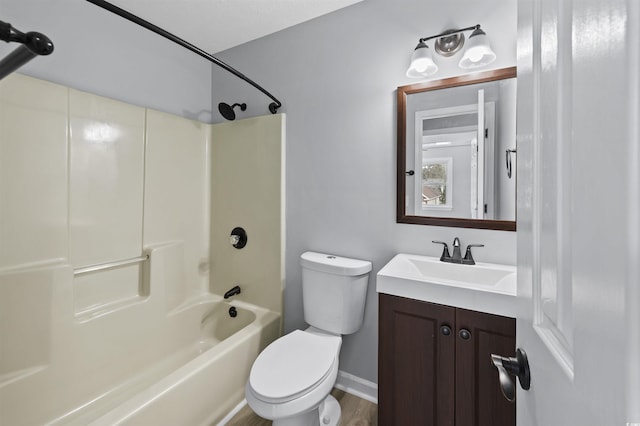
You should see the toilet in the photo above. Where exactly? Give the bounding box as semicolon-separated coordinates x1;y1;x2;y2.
245;251;372;426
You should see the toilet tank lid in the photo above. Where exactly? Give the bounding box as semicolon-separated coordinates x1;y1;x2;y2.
300;251;372;276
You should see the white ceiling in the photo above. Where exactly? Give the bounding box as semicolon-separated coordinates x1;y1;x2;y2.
109;0;364;54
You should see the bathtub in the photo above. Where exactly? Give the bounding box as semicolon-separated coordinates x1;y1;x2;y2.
0;241;280;425
60;299;279;426
0;262;280;426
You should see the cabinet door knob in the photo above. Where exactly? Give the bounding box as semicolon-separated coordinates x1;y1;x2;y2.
459;328;471;340
440;325;452;336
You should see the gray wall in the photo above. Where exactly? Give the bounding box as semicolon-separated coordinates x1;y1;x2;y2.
212;0;518;383
0;0;212;120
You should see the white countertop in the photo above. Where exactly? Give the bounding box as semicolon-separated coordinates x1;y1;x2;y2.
376;253;517;318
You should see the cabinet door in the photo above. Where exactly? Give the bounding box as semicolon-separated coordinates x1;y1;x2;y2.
378;294;456;425
455;308;516;426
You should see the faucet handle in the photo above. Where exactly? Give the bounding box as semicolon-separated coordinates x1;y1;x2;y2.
463;244;484;265
432;240;451;261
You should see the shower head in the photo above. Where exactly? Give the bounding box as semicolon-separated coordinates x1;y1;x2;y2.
218;102;247;121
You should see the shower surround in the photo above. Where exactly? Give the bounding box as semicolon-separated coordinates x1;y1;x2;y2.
0;74;284;424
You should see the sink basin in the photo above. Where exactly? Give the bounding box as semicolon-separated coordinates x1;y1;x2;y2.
406;256;515;292
377;253;516;317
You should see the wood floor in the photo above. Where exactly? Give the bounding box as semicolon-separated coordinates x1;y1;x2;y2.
224;388;378;426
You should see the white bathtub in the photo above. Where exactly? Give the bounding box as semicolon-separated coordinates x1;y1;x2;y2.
85;299;280;426
0;263;279;426
0;242;280;425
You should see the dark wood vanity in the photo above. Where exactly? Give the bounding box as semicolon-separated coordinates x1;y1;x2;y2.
378;293;515;425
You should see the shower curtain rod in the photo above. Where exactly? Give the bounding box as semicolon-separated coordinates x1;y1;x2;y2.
0;20;54;80
85;0;282;115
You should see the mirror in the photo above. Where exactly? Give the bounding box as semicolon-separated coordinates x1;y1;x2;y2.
397;67;517;231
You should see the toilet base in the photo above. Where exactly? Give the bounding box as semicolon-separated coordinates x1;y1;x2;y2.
319;394;341;426
272;395;341;426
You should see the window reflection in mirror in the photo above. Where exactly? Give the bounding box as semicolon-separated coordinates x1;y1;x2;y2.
397;67;517;231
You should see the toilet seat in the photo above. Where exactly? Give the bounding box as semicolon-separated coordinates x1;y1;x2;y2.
249;330;341;404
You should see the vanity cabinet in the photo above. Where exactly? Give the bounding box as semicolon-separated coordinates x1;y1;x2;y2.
378;293;515;426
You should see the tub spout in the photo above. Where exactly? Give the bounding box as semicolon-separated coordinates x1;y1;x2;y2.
224;285;241;299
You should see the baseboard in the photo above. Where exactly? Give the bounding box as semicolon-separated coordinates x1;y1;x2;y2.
215;399;247;426
334;370;378;404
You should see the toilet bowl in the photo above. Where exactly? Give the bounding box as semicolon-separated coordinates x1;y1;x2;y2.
245;252;371;426
245;328;342;426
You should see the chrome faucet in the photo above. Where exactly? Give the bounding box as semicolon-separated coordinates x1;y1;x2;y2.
432;238;484;265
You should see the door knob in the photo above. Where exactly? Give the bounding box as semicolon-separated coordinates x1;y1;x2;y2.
490;348;531;402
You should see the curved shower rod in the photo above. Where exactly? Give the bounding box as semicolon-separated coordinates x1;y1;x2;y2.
85;0;282;115
0;20;54;80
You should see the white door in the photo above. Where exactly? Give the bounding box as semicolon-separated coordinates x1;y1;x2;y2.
515;0;640;425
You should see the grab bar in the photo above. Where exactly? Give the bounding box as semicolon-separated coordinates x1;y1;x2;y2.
73;255;149;276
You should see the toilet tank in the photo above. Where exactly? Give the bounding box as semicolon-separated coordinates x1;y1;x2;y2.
300;251;372;335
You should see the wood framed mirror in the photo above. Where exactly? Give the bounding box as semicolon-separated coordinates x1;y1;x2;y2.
397;67;517;231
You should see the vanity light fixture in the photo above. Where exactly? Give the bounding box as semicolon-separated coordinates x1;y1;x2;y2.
406;24;497;78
